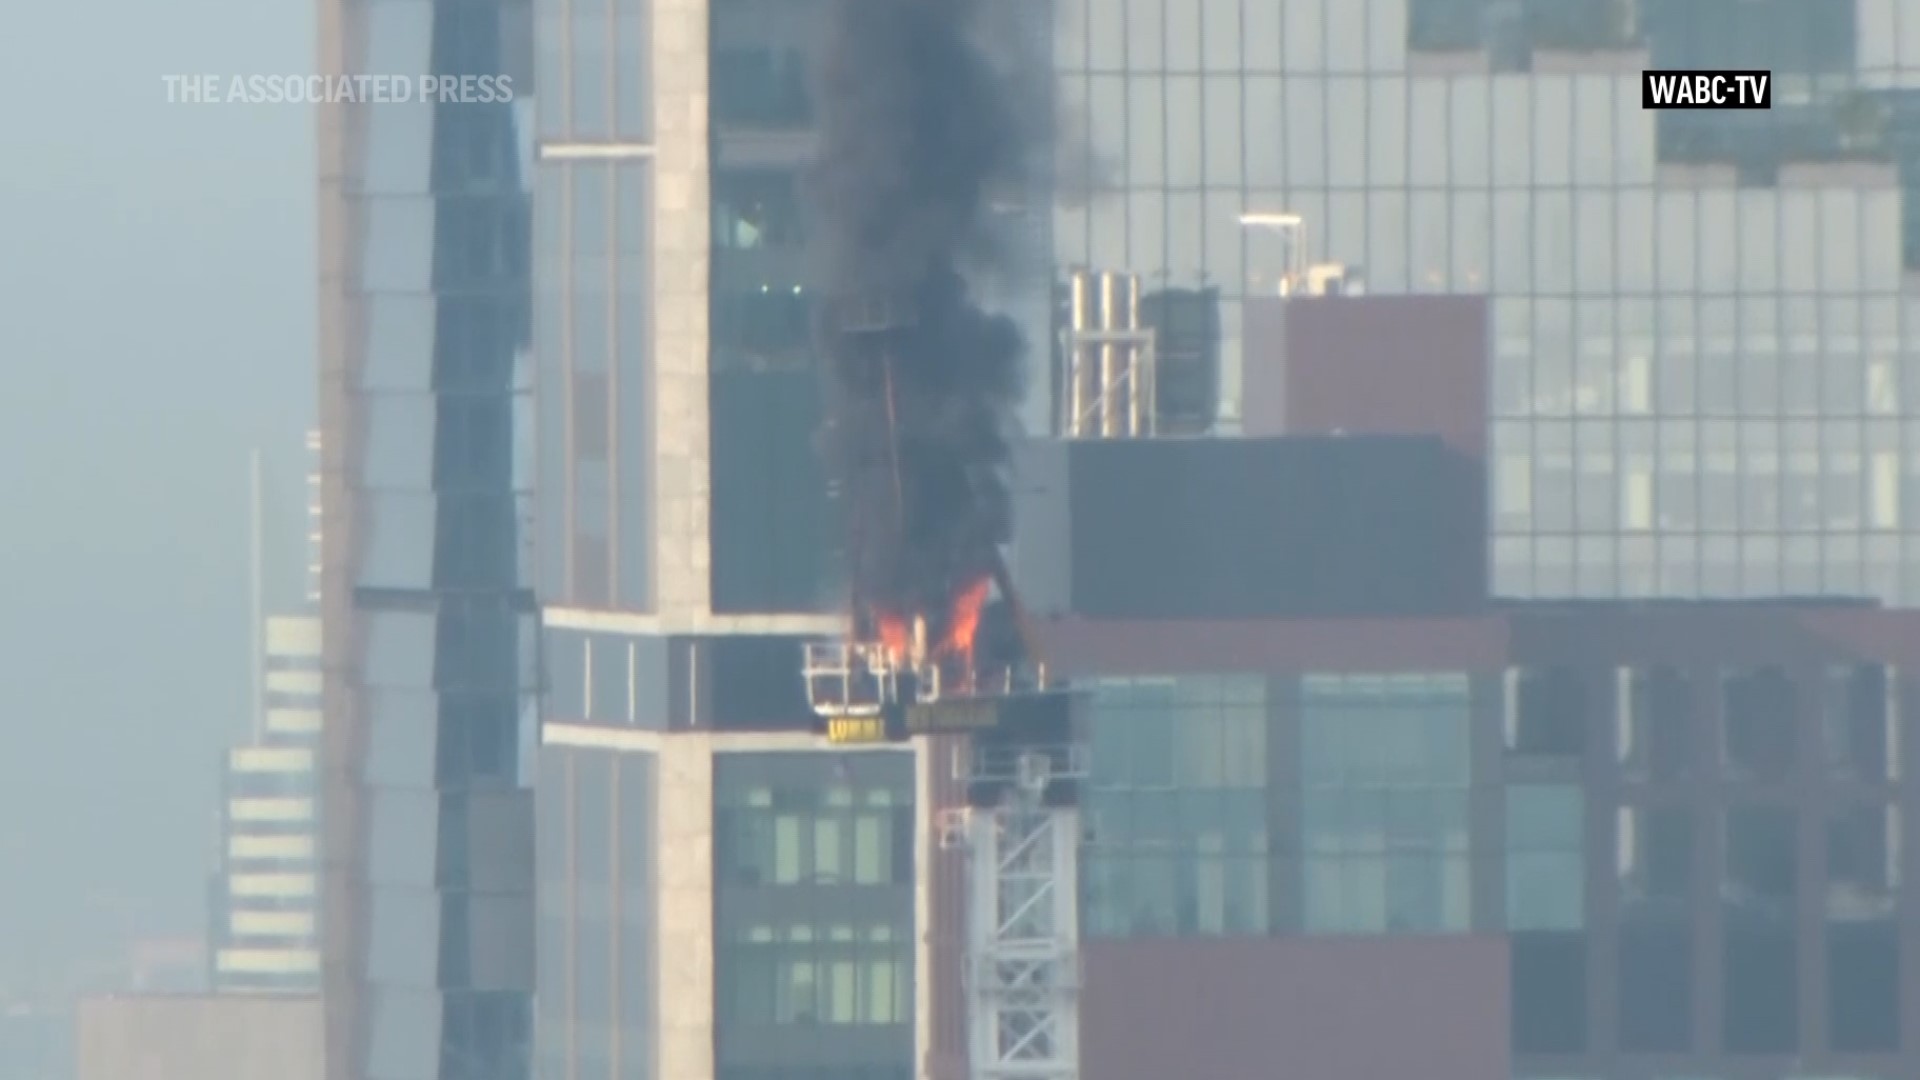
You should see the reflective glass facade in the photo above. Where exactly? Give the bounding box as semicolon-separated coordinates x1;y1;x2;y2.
534;0;839;619
532;0;656;612
1084;677;1272;936
1051;600;1920;1079
706;0;836;614
1052;0;1920;601
1078;652;1909;1075
1083;672;1482;938
534;747;655;1080
320;0;539;1076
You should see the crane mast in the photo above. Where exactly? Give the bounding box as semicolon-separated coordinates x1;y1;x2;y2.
803;579;1083;1080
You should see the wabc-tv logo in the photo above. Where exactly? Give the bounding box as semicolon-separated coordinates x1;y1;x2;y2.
1641;70;1772;110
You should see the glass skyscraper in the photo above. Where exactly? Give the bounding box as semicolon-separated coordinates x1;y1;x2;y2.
1052;0;1920;601
533;0;838;616
317;2;540;1077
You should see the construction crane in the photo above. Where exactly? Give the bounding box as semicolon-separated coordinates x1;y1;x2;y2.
801;556;1083;1080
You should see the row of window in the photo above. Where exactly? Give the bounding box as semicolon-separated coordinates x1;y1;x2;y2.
1511;921;1899;1057
1087;788;1267;852
1304;788;1471;853
1496;295;1920;342
1088;704;1267;789
1506;664;1896;782
1492;547;1917;601
1307;850;1474;934
1503;366;1906;419
1064;189;1904;307
1083;847;1581;937
1496;363;1908;423
1302;706;1471;789
1497;458;1913;536
1084;852;1270;937
1083;802;1895;940
716;806;914;888
1044;0;1850;76
718;949;912;1027
1089;666;1895;784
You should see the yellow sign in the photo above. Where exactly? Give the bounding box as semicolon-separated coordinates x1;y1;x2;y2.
826;716;889;744
906;700;999;733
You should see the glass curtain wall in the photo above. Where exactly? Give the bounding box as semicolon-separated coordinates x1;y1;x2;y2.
1053;0;1920;601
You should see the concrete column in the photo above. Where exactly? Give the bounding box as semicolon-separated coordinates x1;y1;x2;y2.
654;737;715;1080
650;0;713;620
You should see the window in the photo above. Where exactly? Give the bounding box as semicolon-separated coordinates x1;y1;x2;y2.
545;629;589;720
1723;920;1796;1054
1725;804;1796;914
1825;803;1896;920
852;806;889;884
1505;667;1588;758
616;755;653;1046
1084;676;1271;938
711;47;810;128
1824;665;1892;781
713;169;802;250
707;368;833;613
1617;804;1693;904
1497;454;1533;527
715;769;909;887
1507;784;1584;931
1511;931;1586;1054
1617;666;1694;781
1301;674;1472;935
1723;666;1796;781
711;287;811;361
1828;919;1899;1052
1617;919;1691;1052
439;693;518;782
587;633;633;724
690;923;905;1029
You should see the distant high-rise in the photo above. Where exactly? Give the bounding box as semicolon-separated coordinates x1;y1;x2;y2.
209;433;324;994
208;613;323;994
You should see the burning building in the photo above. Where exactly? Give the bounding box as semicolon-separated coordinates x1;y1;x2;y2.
531;2;1060;1080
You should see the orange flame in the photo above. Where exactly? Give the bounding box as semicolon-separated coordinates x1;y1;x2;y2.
876;613;911;665
939;576;992;660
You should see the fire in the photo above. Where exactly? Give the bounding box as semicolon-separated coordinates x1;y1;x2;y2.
865;576;991;693
876;613;911;664
939;576;992;660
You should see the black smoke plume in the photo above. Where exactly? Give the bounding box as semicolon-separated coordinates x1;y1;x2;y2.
808;0;1045;636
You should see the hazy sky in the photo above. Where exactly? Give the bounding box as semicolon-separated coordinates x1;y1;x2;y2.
0;0;315;995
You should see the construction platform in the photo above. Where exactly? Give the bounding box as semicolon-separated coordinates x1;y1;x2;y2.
802;639;1073;746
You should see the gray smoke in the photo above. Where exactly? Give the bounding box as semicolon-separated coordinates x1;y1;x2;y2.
809;0;1048;636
